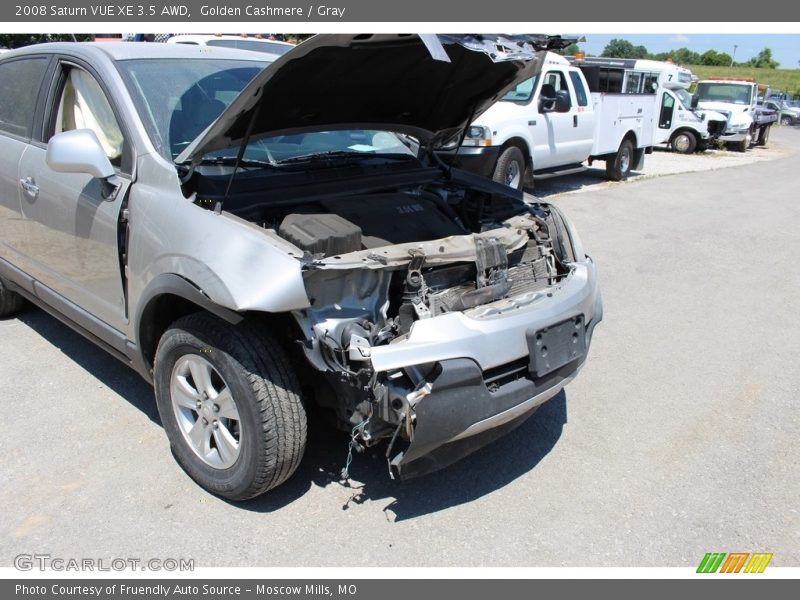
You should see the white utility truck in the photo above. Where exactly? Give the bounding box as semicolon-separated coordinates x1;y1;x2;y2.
570;57;728;154
442;52;656;190
692;78;777;151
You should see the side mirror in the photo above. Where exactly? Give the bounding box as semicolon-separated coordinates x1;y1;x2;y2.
538;95;556;113
46;129;115;179
554;90;571;113
539;89;571;113
691;95;699;109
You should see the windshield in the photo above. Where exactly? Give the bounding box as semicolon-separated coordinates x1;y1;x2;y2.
199;129;416;166
117;58;268;159
500;75;539;103
674;88;693;108
695;82;752;105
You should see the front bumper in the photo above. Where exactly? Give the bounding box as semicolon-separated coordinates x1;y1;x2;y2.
378;259;603;478
719;127;750;142
436;145;502;178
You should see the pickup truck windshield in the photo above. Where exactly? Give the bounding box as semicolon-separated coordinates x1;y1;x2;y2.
117;58;267;160
695;82;753;105
500;75;539;103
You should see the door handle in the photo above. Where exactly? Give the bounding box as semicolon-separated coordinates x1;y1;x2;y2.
19;177;39;199
573;115;578;127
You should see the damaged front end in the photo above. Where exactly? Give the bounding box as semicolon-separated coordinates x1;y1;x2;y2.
176;33;600;480
287;189;602;479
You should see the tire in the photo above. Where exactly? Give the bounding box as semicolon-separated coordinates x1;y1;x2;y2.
606;138;634;181
492;146;525;190
756;124;771;146
781;116;792;126
154;313;306;501
670;130;697;154
0;278;26;318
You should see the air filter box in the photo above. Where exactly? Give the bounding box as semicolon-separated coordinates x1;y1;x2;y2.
278;213;362;257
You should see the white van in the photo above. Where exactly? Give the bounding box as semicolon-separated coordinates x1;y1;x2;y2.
571;57;727;154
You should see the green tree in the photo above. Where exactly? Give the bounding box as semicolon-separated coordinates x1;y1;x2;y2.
747;48;779;69
669;47;701;65
601;38;648;59
555;43;582;57
697;49;733;66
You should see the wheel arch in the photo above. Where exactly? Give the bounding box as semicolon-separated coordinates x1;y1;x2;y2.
621;129;638;149
499;136;532;170
669;127;700;141
134;274;244;379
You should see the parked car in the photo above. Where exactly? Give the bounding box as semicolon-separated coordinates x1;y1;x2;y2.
760;99;800;126
167;34;294;57
0;35;602;500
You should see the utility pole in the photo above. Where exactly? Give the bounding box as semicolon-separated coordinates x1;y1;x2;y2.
731;45;738;67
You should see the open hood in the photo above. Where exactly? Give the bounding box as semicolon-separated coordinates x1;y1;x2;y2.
175;34;575;165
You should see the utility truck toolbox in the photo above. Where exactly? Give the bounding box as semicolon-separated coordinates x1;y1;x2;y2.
0;34;602;500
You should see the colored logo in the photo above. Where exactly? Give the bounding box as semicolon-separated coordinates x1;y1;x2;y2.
697;552;773;573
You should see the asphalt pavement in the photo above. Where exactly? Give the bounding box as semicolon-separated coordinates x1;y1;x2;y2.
1;127;798;567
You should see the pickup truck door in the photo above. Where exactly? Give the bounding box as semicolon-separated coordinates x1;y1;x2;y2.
16;62;131;332
531;69;594;169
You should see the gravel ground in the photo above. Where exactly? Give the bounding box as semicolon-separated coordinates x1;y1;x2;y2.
530;124;797;198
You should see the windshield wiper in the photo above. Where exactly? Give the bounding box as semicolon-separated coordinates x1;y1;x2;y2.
275;151;415;166
200;156;276;169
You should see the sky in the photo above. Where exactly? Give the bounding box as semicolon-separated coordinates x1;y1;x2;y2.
574;34;800;68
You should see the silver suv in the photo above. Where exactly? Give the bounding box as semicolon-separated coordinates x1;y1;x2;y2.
0;35;602;500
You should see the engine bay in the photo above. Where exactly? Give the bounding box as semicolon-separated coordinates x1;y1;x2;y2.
195;173;577;451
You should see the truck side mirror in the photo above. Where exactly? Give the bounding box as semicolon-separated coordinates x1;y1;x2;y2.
691;95;699;109
46;129;115;180
554;90;571;113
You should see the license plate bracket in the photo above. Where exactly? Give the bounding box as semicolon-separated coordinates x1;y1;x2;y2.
527;315;586;377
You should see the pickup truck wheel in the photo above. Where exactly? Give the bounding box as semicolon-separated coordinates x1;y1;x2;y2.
0;278;26;318
492;146;525;190
154;313;306;501
781;116;792;126
670;131;697;154
606;139;634;181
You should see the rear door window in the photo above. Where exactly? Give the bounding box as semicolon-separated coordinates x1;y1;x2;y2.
568;71;588;107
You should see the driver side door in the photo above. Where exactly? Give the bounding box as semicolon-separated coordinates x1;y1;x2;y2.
17;59;132;333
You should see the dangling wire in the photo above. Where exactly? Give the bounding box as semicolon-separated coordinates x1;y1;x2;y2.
339;417;370;482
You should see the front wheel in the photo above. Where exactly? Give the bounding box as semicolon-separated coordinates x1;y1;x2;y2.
154;313;306;500
670;131;697;154
492;146;525;190
781;116;792;126
606;138;634;181
756;124;771;146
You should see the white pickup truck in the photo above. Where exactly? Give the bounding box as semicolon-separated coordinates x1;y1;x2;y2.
441;52;656;190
